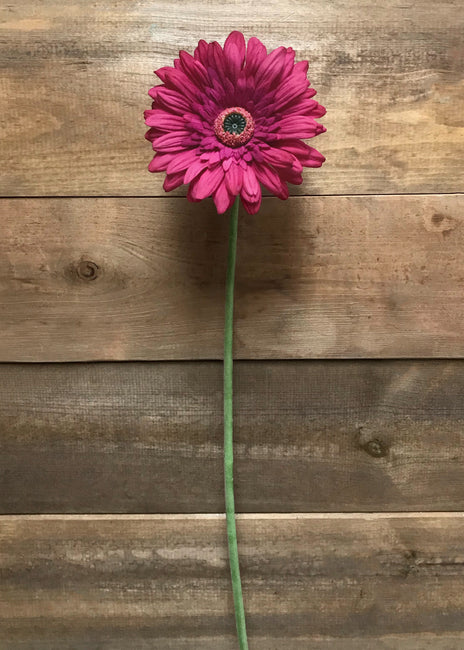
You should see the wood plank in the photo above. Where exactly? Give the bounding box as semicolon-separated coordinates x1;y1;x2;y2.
0;1;463;196
4;636;462;650
1;513;464;647
2;359;464;514
1;194;464;361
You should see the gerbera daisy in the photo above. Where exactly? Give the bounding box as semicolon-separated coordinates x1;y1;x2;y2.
144;30;326;214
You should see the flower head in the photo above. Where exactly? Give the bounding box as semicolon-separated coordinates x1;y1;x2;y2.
144;31;326;214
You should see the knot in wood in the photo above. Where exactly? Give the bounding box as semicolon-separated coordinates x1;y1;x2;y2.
363;438;388;458
76;260;99;281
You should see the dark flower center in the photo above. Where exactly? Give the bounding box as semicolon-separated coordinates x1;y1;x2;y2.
223;112;247;135
213;107;255;147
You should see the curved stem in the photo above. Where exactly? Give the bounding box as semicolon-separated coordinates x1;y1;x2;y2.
224;194;248;649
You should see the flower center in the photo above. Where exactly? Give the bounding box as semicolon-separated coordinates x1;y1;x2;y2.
213;107;254;147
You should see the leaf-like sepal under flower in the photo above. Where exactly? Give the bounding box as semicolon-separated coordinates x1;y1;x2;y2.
145;31;326;214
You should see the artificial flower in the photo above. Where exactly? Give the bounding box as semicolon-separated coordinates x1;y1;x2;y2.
144;30;326;214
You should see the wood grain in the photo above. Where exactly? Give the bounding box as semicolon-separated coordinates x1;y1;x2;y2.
2;359;464;514
1;1;463;196
1;513;464;647
1;194;464;361
4;636;461;650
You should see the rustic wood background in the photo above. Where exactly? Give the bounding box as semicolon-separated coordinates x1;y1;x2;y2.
1;0;464;647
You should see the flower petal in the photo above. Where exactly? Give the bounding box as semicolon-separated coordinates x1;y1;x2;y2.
153;66;173;83
161;68;201;100
225;161;244;195
276;166;303;184
252;160;288;199
208;41;227;81
166;149;199;174
148;153;174;172
184;158;209;184
152;131;199;152
246;36;267;76
149;86;191;115
242;165;261;201
193;39;208;62
178;49;209;87
275;140;326;167
223;30;246;78
145;127;160;142
190;164;225;200
260;146;303;173
213;180;235;214
163;170;185;191
282;98;325;117
187;183;202;203
255;46;287;92
144;109;186;131
269;115;324;139
241;193;262;215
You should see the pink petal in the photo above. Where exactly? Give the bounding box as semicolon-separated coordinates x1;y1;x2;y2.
189;164;225;200
282;48;296;78
145;127;160;142
209;41;227;81
225;161;244;195
272;64;311;106
178;49;209;87
152;131;198;152
300;148;326;167
275;140;326;167
294;60;309;76
199;135;219;151
260;146;302;173
149;87;191;115
271;139;308;157
272;87;317;114
283;98;326;118
269;115;322;139
213;180;235;214
144;109;186;131
166;149;199;174
162;68;200;100
241;193;262;215
154;66;173;82
222;156;233;171
163;171;185;191
207;150;221;168
148;153;174;172
276;167;303;184
246;36;267;76
283;98;322;116
223;30;246;78
252;161;288;199
184;114;211;136
311;104;326;118
242;165;261;201
187;183;202;203
193;39;208;62
184;158;209;184
255;46;287;91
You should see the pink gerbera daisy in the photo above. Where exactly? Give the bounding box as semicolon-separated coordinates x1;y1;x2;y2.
144;30;326;215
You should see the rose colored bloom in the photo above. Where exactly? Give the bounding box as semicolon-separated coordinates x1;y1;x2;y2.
144;31;326;214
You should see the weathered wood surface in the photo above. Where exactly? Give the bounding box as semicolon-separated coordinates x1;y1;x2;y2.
1;1;463;196
1;194;464;361
1;513;464;647
2;359;464;514
3;636;460;650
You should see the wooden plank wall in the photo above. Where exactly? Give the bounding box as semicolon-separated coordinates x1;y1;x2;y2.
1;0;464;647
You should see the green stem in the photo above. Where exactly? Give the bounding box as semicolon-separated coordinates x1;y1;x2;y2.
224;194;248;650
